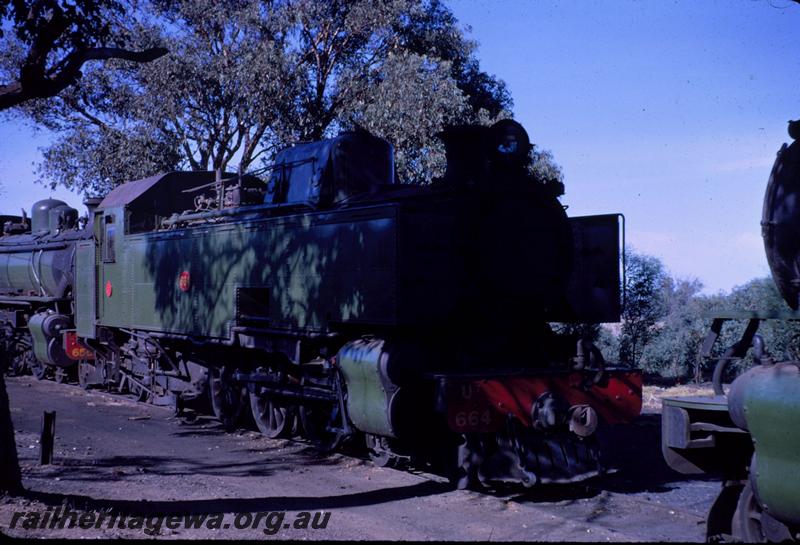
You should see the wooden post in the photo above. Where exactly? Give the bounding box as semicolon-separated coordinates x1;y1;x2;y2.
40;410;56;465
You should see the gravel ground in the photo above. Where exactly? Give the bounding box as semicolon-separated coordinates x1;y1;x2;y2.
0;376;717;541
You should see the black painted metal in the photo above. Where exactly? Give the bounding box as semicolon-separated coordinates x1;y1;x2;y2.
711;319;761;395
762;135;800;309
39;410;55;465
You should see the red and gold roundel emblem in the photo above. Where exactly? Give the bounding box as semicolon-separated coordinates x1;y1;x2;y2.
105;281;112;297
178;271;191;292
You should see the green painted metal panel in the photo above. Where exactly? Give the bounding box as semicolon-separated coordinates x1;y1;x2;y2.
37;251;58;295
127;233;197;333
75;240;96;338
338;339;396;437
192;224;250;338
98;208;128;327
28;312;50;364
97;204;399;338
742;364;800;525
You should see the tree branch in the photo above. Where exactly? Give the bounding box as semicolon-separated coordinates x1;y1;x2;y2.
82;46;169;64
0;46;168;111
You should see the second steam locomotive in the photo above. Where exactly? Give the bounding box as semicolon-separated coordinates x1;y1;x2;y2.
661;122;800;542
0;120;641;488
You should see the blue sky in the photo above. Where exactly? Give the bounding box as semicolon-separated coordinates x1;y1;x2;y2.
448;0;800;293
1;0;799;294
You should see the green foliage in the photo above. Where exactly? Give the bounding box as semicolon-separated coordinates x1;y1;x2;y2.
530;147;564;185
639;277;710;377
714;278;800;375
618;249;667;367
0;1;120;54
595;325;620;363
391;0;511;119
347;52;467;183
641;277;799;380
600;247;800;380
2;0;546;193
38;122;180;192
0;0;165;112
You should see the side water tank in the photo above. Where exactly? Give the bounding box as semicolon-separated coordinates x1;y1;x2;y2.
31;199;68;234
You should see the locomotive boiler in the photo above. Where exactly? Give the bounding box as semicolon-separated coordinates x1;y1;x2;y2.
0;197;96;379
661;122;800;541
2;120;642;488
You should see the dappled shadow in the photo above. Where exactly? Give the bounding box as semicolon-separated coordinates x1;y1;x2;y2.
139;200;385;341
20;479;453;516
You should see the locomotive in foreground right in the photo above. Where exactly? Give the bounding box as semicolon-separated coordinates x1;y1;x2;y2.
661;122;800;542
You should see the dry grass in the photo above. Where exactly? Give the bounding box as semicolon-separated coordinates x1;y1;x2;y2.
642;382;715;412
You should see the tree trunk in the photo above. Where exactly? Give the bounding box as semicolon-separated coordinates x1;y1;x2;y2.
215;167;223;210
0;372;22;495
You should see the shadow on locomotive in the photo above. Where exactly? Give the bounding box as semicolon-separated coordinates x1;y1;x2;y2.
0;120;642;489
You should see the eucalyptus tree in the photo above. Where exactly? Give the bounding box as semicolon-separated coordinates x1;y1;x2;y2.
6;0;516;194
619;250;668;368
10;0;298;194
0;0;166;110
0;0;167;497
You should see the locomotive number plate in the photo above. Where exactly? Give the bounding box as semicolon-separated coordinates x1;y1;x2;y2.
64;331;95;360
445;380;510;433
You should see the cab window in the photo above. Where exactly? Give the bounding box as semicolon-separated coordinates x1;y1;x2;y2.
103;215;116;262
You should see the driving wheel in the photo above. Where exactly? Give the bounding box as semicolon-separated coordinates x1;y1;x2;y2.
250;388;295;439
209;368;246;430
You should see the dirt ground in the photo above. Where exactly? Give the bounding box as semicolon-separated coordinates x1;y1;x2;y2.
0;376;719;541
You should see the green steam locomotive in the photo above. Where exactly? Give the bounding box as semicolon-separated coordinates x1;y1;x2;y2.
1;120;641;488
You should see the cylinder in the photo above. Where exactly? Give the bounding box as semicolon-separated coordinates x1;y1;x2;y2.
28;311;74;368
